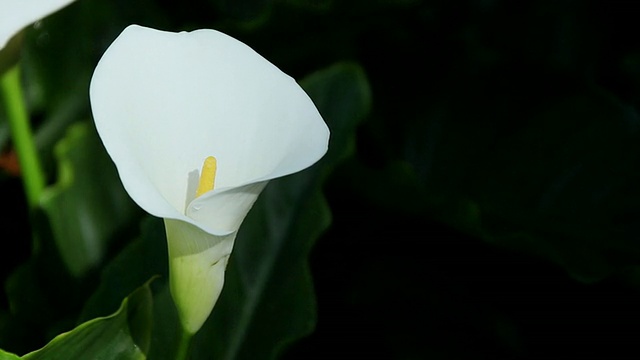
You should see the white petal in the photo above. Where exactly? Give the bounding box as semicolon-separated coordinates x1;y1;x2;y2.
0;0;75;49
187;181;267;234
90;24;329;230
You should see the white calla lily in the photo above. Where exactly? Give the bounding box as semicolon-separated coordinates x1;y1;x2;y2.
0;0;75;50
89;24;329;334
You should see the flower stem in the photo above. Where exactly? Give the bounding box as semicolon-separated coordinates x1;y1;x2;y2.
175;327;193;360
1;64;45;208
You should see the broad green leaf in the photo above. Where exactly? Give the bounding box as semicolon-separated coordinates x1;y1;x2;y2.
186;62;371;360
22;280;154;360
39;121;139;277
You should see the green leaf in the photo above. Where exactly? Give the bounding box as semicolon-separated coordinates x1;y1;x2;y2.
39;121;139;277
0;349;20;360
21;280;154;360
79;215;178;359
80;216;168;323
187;62;370;359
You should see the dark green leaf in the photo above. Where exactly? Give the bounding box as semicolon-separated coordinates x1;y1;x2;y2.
211;0;273;28
80;216;168;323
39;121;139;277
278;0;333;12
22;280;154;360
404;69;640;283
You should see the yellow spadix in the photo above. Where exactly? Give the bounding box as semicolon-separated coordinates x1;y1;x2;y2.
195;156;217;198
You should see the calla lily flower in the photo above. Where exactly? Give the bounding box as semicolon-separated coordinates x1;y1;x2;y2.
89;25;329;334
0;0;75;50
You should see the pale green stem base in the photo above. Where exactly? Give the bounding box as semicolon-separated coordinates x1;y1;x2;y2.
1;64;45;208
175;327;193;360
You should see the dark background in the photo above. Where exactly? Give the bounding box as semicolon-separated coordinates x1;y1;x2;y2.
283;1;640;358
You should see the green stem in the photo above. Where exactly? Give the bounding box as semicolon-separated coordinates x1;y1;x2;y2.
175;327;193;360
1;64;45;208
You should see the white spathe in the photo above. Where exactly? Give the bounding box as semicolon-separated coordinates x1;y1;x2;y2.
0;0;75;49
89;24;329;334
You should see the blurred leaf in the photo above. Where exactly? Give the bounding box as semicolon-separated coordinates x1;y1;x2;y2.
212;0;273;29
146;283;180;360
403;69;640;283
21;2;94;172
21;280;154;360
0;32;23;80
470;89;640;282
80;215;177;359
21;0;171;174
39;121;138;277
331;158;431;218
278;0;333;12
2;237;81;354
184;62;370;360
304;63;371;165
80;216;168;323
